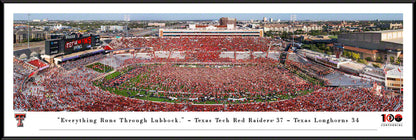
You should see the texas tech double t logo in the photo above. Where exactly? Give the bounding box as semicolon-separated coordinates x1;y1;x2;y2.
15;114;26;127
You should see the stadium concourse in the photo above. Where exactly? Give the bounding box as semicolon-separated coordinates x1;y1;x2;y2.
13;36;403;112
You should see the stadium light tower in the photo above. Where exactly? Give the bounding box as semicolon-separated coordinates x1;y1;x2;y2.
124;15;130;38
27;13;30;48
290;14;296;48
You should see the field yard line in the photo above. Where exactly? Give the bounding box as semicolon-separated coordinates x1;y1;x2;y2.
92;69;116;81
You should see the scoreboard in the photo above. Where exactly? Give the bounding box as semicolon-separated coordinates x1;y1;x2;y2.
44;34;101;55
64;36;92;54
45;39;62;55
92;35;100;46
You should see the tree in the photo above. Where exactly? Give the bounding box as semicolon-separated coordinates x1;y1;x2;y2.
397;57;403;63
316;43;325;50
376;56;383;63
280;31;289;39
326;51;333;55
390;56;395;63
345;51;351;58
372;63;381;68
295;30;304;34
394;57;402;65
265;31;274;37
302;44;311;49
357;59;368;65
342;50;347;56
325;46;331;52
352;52;360;60
365;57;372;61
310;44;318;51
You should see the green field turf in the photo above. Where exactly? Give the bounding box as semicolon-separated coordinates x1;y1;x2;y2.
94;64;314;104
86;62;114;73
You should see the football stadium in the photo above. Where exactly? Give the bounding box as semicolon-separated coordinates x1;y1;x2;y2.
13;32;403;112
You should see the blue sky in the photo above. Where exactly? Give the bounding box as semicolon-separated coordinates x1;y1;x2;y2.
14;13;403;21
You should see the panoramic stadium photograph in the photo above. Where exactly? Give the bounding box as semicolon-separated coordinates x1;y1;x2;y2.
13;13;404;112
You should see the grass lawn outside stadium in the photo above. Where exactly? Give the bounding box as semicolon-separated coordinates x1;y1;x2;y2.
93;63;318;104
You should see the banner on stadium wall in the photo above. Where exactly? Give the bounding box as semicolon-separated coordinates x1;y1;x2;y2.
28;71;37;78
38;65;50;71
104;46;113;50
27;65;49;78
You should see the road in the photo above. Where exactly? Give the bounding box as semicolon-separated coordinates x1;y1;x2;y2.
14;41;45;51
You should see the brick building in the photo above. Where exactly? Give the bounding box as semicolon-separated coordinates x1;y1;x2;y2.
337;29;403;62
219;17;236;27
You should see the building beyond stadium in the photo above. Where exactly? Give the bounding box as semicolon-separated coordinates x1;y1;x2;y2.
159;17;263;37
159;29;264;37
159;29;263;37
159;23;263;37
337;29;403;62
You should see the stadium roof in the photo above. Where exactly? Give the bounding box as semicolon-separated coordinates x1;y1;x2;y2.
381;38;403;44
366;29;403;33
385;64;401;70
339;62;366;71
54;48;104;62
343;45;378;54
386;67;403;79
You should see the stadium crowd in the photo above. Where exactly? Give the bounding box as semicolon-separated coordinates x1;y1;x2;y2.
14;58;34;93
61;54;106;70
27;59;48;68
103;59;315;101
108;37;277;52
13;56;403;112
12;36;402;112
